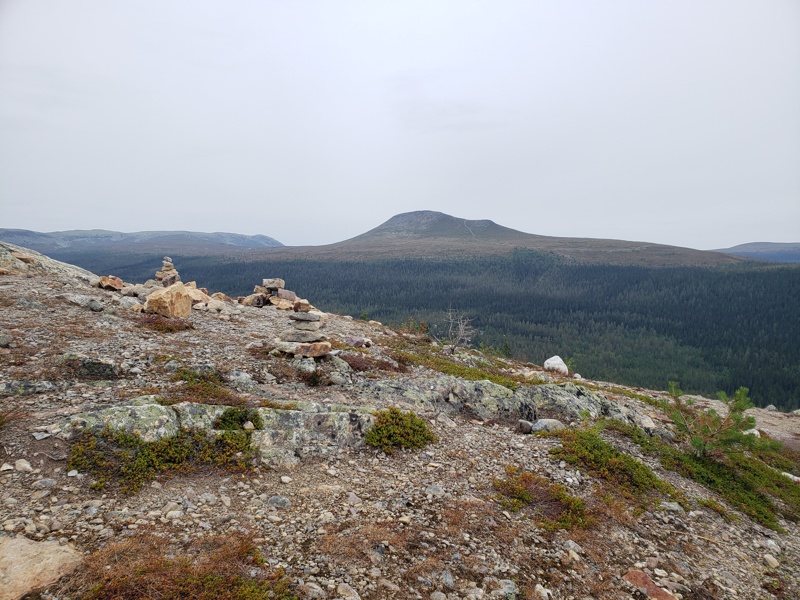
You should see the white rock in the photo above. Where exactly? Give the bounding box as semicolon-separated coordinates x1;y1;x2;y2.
0;537;82;600
781;471;800;484
764;553;779;569
543;355;569;376
336;582;361;600
14;459;33;473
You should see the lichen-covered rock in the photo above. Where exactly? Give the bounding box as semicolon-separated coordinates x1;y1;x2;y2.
58;396;178;442
366;376;537;422
252;407;374;468
59;352;119;379
172;401;227;430
143;282;192;318
0;380;61;397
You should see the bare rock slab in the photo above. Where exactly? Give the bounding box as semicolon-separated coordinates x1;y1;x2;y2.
0;537;82;600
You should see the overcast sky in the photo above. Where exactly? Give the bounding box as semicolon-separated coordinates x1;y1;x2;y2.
0;1;797;249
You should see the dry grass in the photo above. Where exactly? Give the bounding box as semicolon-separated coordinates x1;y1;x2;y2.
340;352;408;373
0;406;27;433
134;313;195;333
53;531;295;599
164;368;242;406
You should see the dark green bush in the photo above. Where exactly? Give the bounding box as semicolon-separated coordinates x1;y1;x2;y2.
365;407;437;454
213;407;264;430
69;427;254;494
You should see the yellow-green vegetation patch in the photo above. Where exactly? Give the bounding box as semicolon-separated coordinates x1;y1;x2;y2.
165;368;241;405
65;532;295;600
549;425;680;510
492;465;590;530
699;497;737;523
68;427;254;494
260;398;299;410
391;349;531;389
580;382;663;409
365;406;438;454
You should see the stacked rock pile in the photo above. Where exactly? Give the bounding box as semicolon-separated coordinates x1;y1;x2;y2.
239;278;312;312
155;256;181;287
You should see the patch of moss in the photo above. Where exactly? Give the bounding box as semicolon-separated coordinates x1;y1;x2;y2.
68;427;255;494
365;407;438;454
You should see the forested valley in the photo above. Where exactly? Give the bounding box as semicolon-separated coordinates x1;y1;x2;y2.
56;248;800;411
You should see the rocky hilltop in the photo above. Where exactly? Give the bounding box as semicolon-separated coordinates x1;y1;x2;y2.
0;241;798;600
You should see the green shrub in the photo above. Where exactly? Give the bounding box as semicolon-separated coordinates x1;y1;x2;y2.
549;426;679;509
69;427;254;494
492;466;590;530
365;407;437;454
214;407;264;430
607;417;800;531
666;383;756;457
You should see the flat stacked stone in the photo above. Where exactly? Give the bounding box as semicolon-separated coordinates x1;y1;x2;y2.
155;256;181;287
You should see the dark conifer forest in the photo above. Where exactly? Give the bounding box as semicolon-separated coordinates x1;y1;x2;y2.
56;249;800;411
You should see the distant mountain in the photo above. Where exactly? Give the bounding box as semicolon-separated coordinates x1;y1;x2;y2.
258;210;746;267
0;229;283;255
715;242;800;263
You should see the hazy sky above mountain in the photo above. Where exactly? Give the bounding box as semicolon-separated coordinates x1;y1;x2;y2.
0;1;797;249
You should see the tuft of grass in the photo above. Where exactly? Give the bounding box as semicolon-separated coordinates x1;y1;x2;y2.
58;532;295;600
340;352;407;373
260;399;298;410
135;313;194;333
699;497;737;523
492;465;590;530
166;368;240;406
0;406;26;433
68;427;255;494
549;426;679;510
213;407;264;430
365;407;438;454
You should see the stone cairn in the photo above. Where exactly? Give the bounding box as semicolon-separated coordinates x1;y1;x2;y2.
155;256;181;287
239;278;330;358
